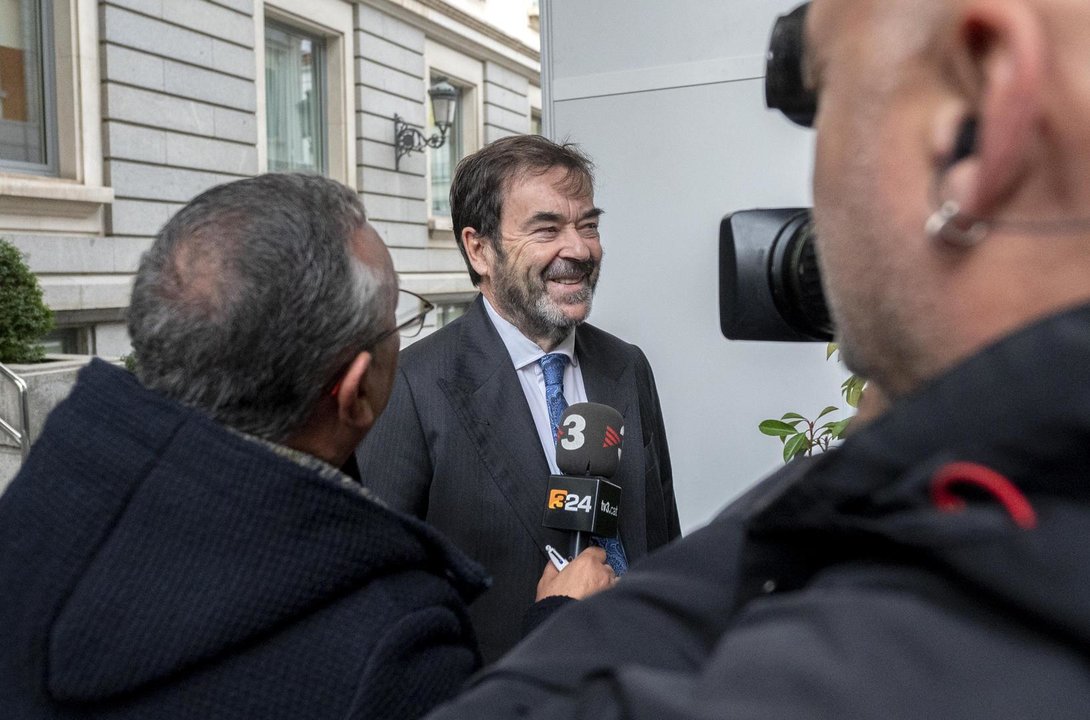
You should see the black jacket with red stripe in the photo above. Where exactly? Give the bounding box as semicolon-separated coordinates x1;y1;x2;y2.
428;303;1090;720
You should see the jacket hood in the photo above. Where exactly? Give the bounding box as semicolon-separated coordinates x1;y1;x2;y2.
4;360;488;704
750;303;1090;647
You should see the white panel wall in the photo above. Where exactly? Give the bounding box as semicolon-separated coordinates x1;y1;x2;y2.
543;0;847;532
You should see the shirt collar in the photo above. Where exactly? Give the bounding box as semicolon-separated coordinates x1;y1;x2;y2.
482;295;578;372
227;426;373;497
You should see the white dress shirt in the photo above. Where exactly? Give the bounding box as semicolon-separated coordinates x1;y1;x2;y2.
482;296;588;474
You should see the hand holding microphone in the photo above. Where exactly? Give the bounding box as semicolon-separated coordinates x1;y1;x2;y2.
535;545;615;601
536;402;625;600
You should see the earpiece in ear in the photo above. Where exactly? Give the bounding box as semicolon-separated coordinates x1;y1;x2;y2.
950;117;978;165
928;118;986;246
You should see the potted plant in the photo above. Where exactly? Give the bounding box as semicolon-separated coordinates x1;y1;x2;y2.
0;238;81;489
758;344;866;462
0;237;53;363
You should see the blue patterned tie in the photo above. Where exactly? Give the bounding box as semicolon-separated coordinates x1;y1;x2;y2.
539;353;569;438
538;353;628;576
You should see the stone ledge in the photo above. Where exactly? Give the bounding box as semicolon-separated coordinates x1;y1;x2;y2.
0;176;114;205
0;176;114;235
0;355;123;492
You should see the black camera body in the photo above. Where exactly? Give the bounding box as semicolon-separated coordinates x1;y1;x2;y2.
719;4;832;344
719;209;832;342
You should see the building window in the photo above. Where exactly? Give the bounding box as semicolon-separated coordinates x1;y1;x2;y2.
265;20;326;174
436;300;469;327
425;41;482;230
398;299;470;349
0;0;57;174
429;74;463;218
39;326;91;355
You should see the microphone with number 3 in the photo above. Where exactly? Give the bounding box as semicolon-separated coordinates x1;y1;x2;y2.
542;402;624;559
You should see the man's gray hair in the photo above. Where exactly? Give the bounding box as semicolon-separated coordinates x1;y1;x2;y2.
128;173;395;441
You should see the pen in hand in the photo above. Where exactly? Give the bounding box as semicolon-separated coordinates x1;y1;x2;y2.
545;544;569;572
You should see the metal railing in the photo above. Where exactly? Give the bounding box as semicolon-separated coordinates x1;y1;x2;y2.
0;362;31;461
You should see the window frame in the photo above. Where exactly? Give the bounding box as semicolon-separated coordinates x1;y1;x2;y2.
424;39;483;234
529;83;542;136
0;0;59;176
427;70;465;220
256;0;355;184
0;0;112;240
263;18;329;175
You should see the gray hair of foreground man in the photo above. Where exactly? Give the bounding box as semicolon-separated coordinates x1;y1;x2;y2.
450;134;595;285
128;173;395;441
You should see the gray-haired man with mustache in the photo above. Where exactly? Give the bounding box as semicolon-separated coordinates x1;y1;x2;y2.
355;135;680;663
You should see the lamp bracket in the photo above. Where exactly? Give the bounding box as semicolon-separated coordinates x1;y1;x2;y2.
394;114;450;171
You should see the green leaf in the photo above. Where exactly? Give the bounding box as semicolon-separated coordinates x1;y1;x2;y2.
759;419;798;437
828;418;852;438
815;405;839;420
781;412;807;421
841;375;866;408
825;342;839;360
783;433;809;462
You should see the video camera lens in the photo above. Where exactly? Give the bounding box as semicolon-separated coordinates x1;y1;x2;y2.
719;208;833;342
765;2;816;128
768;213;830;339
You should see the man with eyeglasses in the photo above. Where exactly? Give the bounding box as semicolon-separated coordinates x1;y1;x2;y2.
426;0;1090;717
356;134;681;664
0;174;488;719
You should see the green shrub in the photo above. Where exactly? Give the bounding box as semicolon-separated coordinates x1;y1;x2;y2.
758;343;865;462
0;238;54;363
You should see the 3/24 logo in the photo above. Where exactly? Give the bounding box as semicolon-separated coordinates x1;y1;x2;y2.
558;413;624;450
559;414;587;451
547;489;592;513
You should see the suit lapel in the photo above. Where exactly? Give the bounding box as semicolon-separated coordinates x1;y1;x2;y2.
576;326;628;419
576;326;648;558
438;297;569;554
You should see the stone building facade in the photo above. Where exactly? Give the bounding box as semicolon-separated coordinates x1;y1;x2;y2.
0;0;542;356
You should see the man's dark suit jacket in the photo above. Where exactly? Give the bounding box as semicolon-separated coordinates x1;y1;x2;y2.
356;295;681;663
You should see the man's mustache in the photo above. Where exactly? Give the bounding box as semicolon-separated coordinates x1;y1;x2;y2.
543;258;597;281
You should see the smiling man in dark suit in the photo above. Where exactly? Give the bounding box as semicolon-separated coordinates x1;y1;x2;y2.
356;134;681;663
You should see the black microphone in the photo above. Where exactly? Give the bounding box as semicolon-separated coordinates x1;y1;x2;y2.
542;402;624;559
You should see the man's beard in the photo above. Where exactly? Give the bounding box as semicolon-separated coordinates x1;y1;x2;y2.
493;254;600;347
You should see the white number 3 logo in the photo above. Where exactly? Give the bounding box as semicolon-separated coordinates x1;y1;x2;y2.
560;413;586;450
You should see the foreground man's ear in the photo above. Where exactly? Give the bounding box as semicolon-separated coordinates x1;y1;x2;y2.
941;0;1045;221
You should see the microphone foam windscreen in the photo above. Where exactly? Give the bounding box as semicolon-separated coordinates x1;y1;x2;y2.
555;402;624;478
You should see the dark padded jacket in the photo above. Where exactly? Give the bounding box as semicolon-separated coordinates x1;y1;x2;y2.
0;360;489;720
428;304;1090;720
